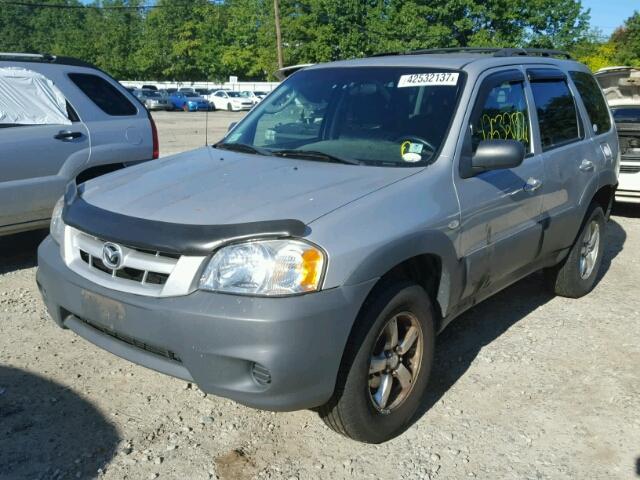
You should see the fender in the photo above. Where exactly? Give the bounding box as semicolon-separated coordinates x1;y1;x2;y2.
344;229;463;319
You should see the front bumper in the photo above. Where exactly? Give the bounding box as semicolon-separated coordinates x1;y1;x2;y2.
187;102;210;111
36;237;375;411
616;168;640;203
146;103;171;111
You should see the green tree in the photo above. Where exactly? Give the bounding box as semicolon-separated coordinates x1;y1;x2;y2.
611;11;640;66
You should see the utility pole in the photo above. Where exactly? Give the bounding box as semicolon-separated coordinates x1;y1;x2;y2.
274;0;284;69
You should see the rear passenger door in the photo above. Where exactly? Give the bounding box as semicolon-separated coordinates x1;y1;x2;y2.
528;68;600;256
66;72;152;167
455;68;545;298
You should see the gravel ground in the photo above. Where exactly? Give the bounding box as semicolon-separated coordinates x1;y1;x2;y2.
1;112;639;480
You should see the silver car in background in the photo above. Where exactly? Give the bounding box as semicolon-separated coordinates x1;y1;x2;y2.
134;89;172;111
0;52;158;236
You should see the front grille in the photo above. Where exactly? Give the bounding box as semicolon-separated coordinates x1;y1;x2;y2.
80;316;182;363
79;249;170;285
72;230;178;290
620;164;640;174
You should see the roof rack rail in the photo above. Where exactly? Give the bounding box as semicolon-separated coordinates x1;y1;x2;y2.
0;52;97;68
372;47;573;60
0;52;57;61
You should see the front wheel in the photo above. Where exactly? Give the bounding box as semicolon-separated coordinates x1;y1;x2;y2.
319;281;435;443
544;204;605;298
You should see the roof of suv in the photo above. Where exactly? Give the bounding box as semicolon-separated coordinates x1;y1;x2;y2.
306;47;585;74
0;52;97;69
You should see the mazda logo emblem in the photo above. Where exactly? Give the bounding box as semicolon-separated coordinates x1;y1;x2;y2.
102;242;123;270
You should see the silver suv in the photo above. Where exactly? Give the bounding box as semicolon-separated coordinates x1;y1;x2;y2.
36;48;619;443
0;53;158;236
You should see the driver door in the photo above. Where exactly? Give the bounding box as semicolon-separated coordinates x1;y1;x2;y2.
455;69;545;299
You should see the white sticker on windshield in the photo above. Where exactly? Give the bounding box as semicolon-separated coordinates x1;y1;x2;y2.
398;72;459;88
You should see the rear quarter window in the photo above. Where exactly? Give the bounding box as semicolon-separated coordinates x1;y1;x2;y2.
569;71;612;134
68;73;137;116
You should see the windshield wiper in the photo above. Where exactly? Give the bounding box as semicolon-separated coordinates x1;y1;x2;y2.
272;149;361;165
214;142;272;156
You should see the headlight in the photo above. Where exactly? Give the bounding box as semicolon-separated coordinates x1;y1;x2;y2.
50;197;65;245
199;239;325;296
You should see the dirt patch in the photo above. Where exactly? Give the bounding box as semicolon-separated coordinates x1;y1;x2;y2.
215;448;256;480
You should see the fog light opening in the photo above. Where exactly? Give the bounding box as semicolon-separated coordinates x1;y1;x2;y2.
251;363;272;386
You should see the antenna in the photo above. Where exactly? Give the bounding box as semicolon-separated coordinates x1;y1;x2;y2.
204;82;209;146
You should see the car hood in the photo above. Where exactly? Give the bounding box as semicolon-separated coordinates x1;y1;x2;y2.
80;147;418;225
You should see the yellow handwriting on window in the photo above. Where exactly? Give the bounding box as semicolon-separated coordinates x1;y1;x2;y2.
479;111;529;143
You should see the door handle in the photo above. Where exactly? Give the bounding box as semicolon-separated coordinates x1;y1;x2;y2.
54;130;82;141
524;177;543;193
579;159;595;172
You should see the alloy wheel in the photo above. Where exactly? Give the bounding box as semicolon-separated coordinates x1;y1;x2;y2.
368;312;423;414
579;220;600;279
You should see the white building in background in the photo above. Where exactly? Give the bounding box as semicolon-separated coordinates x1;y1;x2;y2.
120;79;280;93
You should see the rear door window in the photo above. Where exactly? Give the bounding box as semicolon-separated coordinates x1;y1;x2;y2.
569;71;612;134
530;80;581;151
68;73;137;116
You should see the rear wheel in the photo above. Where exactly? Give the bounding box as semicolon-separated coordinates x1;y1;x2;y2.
544;204;605;298
319;281;435;443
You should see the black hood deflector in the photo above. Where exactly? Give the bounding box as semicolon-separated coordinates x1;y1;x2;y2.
62;185;307;255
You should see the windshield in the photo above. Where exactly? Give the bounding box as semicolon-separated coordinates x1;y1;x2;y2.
612;107;640;123
186;93;202;98
143;91;160;98
227;91;242;98
222;67;464;166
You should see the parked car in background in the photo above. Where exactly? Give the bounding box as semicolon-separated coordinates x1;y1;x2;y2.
595;66;640;203
209;90;253;111
134;89;172;111
178;87;195;94
166;87;178;94
169;91;211;111
239;90;262;105
142;84;157;91
0;52;158;236
195;88;210;96
37;48;618;443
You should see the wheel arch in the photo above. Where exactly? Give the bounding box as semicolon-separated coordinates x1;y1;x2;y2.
343;230;462;331
592;183;616;219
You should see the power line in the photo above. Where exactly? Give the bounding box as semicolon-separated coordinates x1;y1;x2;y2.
0;1;215;9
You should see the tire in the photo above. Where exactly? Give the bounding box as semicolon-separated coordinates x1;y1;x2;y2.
544;204;605;298
182;104;189;112
319;280;435;443
227;103;232;112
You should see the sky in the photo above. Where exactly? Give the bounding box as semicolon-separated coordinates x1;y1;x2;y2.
581;0;637;37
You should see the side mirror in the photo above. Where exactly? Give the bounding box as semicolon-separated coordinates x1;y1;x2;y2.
228;122;237;132
472;139;525;172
